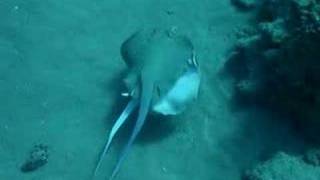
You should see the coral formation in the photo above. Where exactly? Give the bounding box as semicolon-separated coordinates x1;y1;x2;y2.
244;152;320;180
227;0;320;142
304;148;320;166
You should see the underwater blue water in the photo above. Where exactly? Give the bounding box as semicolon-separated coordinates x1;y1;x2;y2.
1;0;318;180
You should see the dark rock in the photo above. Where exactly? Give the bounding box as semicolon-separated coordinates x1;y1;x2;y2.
20;144;49;173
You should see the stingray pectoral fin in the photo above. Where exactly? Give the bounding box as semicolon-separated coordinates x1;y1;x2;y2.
110;76;153;180
93;99;138;177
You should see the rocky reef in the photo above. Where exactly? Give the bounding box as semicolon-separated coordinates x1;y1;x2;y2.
244;152;320;180
227;0;320;142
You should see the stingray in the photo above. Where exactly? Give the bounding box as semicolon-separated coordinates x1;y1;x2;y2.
93;28;200;180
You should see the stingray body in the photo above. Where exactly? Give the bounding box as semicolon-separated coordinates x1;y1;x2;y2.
93;28;199;180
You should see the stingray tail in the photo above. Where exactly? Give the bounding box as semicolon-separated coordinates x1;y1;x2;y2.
92;98;138;178
109;76;153;180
